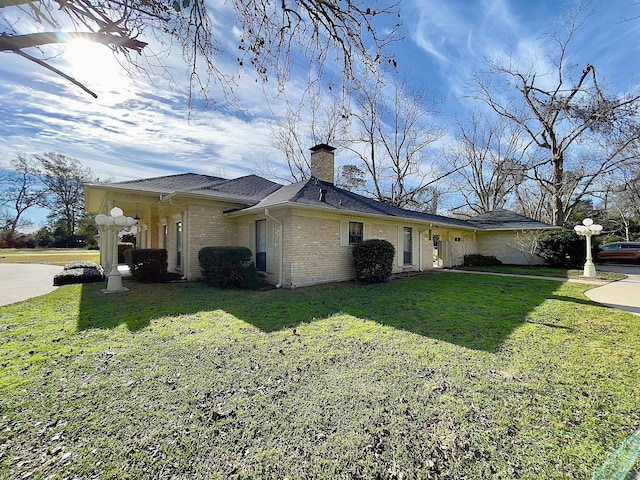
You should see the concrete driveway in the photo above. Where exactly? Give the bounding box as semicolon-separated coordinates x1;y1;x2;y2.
586;264;640;316
0;263;63;307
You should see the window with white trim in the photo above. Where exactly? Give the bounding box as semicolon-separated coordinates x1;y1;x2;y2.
340;221;370;246
349;221;364;245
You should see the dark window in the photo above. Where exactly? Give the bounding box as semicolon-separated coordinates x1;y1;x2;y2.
256;220;267;272
176;221;182;268
349;222;363;245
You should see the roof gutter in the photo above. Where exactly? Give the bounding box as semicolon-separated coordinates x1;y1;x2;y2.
225;202;478;231
264;208;283;289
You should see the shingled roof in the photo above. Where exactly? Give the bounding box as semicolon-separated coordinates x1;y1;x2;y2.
90;173;553;232
89;173;281;204
184;175;282;202
466;209;554;230
243;178;476;229
98;173;227;194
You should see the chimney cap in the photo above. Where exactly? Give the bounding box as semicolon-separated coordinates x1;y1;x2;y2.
309;143;336;152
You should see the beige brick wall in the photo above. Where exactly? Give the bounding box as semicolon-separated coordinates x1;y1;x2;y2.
186;203;240;280
157;201;511;287
476;231;546;265
285;216;352;288
280;215;437;288
159;202;242;281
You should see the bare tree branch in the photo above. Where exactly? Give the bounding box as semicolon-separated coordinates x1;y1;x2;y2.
471;15;640;225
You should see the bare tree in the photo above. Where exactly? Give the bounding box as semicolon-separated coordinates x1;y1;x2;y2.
0;0;402;102
35;153;95;236
508;229;547;267
346;73;446;210
472;15;640;226
0;154;44;236
512;164;553;223
269;89;349;182
446;111;529;215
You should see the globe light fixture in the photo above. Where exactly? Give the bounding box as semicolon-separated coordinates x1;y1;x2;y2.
95;206;136;292
574;218;603;278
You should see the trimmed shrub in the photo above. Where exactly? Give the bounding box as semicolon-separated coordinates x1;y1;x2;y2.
537;230;585;268
352;239;395;283
129;249;168;283
199;247;260;289
53;261;105;286
463;254;503;266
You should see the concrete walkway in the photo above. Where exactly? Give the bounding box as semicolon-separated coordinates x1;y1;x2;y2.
585;264;640;316
0;263;63;307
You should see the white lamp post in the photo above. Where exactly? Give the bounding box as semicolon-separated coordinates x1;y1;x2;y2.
574;218;603;278
95;206;136;292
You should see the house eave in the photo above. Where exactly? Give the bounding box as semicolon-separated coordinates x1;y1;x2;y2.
157;191;256;207
224;201;479;230
474;225;560;232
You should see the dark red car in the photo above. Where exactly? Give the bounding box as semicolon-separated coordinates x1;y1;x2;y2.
597;242;640;264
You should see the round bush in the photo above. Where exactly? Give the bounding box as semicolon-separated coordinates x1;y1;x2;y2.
352;239;395;283
537;230;586;268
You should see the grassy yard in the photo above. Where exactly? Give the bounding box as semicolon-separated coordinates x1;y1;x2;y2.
0;248;100;266
1;273;639;479
454;264;626;281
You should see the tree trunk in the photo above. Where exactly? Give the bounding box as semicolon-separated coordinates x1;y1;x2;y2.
552;154;564;226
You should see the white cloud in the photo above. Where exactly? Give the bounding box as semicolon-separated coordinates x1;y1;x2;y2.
2;0;640;216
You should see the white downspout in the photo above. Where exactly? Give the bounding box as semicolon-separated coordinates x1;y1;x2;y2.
264;208;283;288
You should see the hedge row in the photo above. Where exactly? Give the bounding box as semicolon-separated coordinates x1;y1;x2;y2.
198;247;260;289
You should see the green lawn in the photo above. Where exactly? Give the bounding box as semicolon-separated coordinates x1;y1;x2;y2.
454;264;626;281
0;248;100;266
1;273;638;479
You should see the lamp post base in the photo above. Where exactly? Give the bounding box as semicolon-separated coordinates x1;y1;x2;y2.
104;267;128;292
583;261;597;278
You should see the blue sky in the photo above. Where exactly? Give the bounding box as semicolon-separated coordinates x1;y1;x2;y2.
2;0;640;227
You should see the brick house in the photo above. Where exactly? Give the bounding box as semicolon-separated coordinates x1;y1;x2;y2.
84;145;553;288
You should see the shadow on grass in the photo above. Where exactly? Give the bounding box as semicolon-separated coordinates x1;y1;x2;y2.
78;272;576;351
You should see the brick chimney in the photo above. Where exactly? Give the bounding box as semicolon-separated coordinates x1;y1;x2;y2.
310;144;336;184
